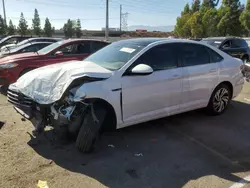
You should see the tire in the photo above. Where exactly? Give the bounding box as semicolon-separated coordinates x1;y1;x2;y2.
206;84;232;115
242;56;249;64
76;105;107;153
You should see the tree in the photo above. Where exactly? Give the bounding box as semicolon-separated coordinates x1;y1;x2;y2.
18;12;28;35
174;14;191;37
32;9;41;36
188;11;203;38
0;15;6;35
63;19;74;38
240;0;250;35
7;20;15;35
217;0;243;36
43;17;54;37
182;3;190;15
191;0;201;13
75;19;82;38
202;8;219;37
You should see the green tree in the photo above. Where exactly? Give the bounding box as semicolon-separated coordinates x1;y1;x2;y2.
174;14;191;37
202;8;219;37
240;0;250;35
0;15;6;35
217;0;243;36
43;17;53;37
75;19;82;38
32;9;41;36
191;0;201;13
63;19;74;38
182;3;190;15
188;11;203;38
7;19;15;35
18;12;28;35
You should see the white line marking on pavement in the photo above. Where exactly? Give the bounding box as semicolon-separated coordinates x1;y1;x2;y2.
229;175;250;188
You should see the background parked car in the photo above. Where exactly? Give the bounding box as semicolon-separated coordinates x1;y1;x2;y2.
202;37;250;63
0;35;31;49
0;39;110;90
1;37;62;52
0;42;53;58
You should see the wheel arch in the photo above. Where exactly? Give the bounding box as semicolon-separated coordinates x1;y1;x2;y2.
86;97;117;131
213;81;233;99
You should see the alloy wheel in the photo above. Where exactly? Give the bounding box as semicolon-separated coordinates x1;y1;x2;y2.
213;88;230;113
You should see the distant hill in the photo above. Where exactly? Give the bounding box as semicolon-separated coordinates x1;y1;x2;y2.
128;25;175;32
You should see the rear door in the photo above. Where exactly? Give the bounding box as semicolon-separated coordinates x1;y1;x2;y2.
178;43;220;112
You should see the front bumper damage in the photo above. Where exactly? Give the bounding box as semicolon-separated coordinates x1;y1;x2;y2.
7;87;91;136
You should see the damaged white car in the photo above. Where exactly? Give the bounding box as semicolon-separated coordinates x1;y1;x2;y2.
7;38;247;152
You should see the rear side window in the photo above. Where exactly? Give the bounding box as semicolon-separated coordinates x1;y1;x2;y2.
180;43;210;66
91;42;108;53
206;47;223;63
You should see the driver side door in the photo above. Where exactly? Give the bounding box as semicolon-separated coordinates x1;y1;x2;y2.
121;43;183;125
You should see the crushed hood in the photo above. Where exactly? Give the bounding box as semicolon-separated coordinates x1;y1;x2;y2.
10;60;112;104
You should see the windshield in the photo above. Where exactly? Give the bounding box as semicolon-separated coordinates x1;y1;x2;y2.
201;39;223;48
84;41;146;70
37;41;64;55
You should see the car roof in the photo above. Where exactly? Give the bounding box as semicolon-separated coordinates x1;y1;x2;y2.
62;38;111;44
112;38;204;46
202;37;243;41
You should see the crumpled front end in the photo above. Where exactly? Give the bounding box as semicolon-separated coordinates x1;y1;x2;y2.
7;77;103;136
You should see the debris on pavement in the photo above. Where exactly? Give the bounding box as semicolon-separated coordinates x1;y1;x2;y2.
244;98;250;102
37;180;49;188
108;144;115;148
134;153;143;157
21;118;26;122
0;121;5;129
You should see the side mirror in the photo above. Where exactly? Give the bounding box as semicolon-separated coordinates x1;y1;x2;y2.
221;44;230;49
55;51;63;56
130;64;153;75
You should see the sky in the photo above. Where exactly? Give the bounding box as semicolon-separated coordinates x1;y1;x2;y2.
1;0;247;30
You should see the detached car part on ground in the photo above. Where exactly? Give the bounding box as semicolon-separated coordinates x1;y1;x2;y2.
7;38;246;153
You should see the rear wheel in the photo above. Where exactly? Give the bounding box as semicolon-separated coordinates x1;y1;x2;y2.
76;105;107;153
242;56;249;64
206;84;232;115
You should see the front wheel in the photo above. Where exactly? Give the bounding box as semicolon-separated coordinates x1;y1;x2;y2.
206;84;232;115
76;105;107;153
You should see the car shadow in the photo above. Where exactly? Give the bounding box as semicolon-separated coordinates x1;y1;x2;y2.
27;100;250;188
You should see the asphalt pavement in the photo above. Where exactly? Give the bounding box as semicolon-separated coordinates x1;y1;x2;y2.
1;83;250;188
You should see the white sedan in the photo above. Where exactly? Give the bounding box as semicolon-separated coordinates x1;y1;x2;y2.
8;38;245;152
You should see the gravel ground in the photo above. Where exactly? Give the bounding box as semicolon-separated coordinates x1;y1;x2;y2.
1;83;250;188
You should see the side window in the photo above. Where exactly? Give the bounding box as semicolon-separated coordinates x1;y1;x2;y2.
232;39;242;48
21;45;38;53
206;47;223;63
38;43;50;49
91;42;108;53
180;43;210;66
55;44;76;55
222;40;232;49
75;42;91;54
132;44;178;71
240;39;248;47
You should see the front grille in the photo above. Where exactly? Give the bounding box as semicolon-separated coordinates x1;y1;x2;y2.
7;89;34;108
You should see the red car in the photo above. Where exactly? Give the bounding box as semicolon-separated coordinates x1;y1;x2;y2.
0;39;110;90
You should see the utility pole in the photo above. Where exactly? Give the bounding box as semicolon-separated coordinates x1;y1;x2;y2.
105;0;109;40
120;4;122;32
2;0;6;26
